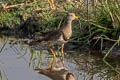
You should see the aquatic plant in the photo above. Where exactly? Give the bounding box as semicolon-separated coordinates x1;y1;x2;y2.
0;0;120;58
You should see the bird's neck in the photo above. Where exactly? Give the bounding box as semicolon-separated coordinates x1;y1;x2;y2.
61;20;72;30
66;20;72;28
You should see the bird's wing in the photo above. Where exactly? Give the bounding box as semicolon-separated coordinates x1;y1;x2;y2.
43;30;62;41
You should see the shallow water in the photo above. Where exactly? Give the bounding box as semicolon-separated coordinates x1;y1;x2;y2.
0;37;120;80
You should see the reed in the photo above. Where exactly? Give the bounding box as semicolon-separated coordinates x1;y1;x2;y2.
0;0;120;51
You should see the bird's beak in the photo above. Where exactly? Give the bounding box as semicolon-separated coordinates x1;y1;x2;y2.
74;16;78;19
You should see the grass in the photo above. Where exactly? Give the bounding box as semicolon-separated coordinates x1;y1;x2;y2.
0;0;120;57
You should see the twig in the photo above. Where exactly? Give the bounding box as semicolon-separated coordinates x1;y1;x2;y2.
0;41;7;54
48;0;56;9
33;8;48;12
1;1;38;10
1;3;24;9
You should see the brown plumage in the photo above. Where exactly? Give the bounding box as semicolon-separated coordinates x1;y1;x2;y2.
35;13;78;68
34;67;76;80
37;13;78;44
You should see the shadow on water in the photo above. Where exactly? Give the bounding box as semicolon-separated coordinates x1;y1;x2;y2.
0;35;120;80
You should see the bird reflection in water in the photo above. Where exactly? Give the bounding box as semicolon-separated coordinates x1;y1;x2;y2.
34;67;75;80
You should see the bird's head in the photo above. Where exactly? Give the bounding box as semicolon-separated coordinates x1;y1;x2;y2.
66;73;76;80
67;13;78;21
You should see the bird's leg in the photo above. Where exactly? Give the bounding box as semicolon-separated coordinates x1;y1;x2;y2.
49;48;58;69
48;42;56;68
61;44;65;67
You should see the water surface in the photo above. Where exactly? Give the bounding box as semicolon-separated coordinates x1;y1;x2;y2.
0;37;120;80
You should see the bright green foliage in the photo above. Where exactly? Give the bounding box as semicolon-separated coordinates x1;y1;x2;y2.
0;0;120;47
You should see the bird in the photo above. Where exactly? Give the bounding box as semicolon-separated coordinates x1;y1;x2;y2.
34;67;76;80
34;13;78;68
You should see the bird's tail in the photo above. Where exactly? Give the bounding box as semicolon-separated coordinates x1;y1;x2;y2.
23;38;43;45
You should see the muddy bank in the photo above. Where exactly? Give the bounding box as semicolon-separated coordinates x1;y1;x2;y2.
0;16;44;38
1;15;120;59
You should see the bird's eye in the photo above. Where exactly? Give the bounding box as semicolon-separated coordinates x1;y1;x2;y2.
69;15;73;16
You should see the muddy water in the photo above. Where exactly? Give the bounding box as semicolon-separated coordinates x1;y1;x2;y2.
0;38;120;80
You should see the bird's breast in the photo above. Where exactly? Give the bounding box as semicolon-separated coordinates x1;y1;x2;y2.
63;28;72;40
